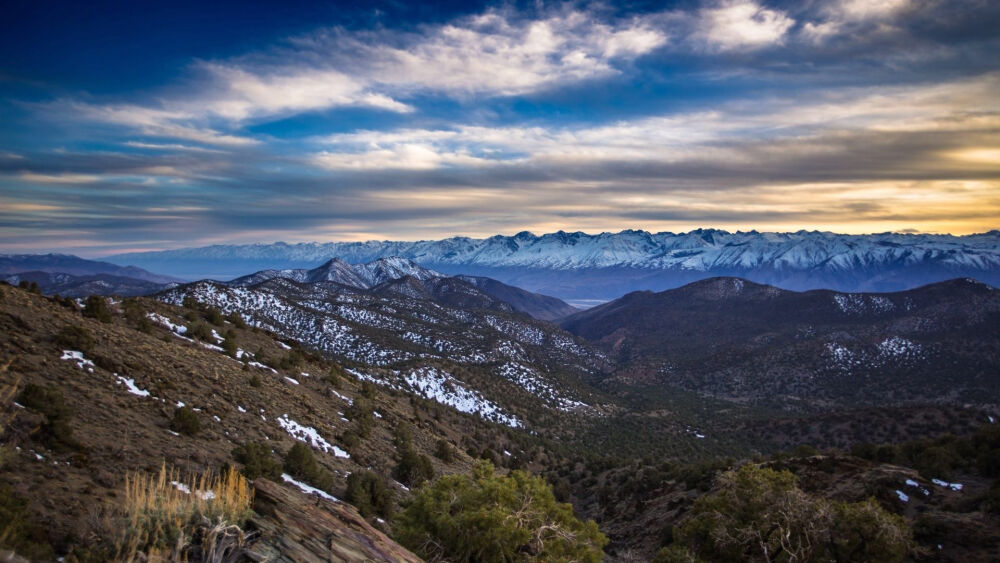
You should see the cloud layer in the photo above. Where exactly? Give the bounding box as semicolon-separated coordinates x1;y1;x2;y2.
1;0;998;254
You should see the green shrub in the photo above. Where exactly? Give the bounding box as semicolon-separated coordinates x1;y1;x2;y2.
17;383;80;452
231;442;282;480
673;464;910;562
248;373;262;387
225;312;246;328
345;470;393;520
205;307;224;326
434;439;455;463
394;448;435;488
283;443;334;493
82;296;112;323
54;324;94;354
0;484;54;560
346;397;375;438
395;461;607;562
170;406;201;436
186;322;214;343
222;336;238;358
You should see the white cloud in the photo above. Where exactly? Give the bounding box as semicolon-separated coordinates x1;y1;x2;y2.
310;74;1000;170
189;63;413;120
314;143;500;170
320;9;668;96
18;172;101;184
800;0;911;43
695;0;795;51
51;7;667;145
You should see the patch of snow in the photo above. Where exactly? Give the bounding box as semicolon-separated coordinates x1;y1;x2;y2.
284;376;299;385
237;405;247;413
61;350;94;372
282;473;338;501
147;312;187;334
931;479;963;491
171;481;214;500
116;376;150;397
277;341;292;350
249;361;278;374
895;490;909;503
277;415;350;458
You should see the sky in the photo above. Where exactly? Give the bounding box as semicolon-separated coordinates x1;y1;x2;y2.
0;0;998;256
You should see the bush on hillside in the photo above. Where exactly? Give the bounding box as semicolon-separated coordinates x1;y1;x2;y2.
54;325;94;354
670;464;910;562
82;296;112;323
170;406;201;437
283;442;334;493
345;470;393;520
231;442;282;480
395;461;607;562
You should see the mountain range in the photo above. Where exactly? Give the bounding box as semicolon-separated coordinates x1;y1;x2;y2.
561;277;1000;410
105;229;1000;301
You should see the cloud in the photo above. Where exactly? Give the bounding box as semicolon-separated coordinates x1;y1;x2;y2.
694;0;795;51
189;63;414;120
309;73;1000;172
18;172;100;184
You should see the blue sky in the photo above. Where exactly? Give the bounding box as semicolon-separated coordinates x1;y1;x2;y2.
1;0;998;255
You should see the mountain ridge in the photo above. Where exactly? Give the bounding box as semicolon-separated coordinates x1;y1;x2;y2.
104;229;1000;299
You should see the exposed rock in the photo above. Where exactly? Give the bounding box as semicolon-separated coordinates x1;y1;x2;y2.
249;478;421;563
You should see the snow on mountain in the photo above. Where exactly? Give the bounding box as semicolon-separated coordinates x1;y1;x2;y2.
229;257;441;290
109;230;1000;298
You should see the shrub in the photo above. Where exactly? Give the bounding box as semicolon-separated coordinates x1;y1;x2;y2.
396;461;607;562
394;448;435;488
283;443;334;493
346;397;374;438
170;406;201;437
222;336;238;358
231;442;282;480
17;383;80;452
55;324;94;354
82;295;113;323
345;470;393;520
205;307;224;326
225;312;246;328
186;322;214;343
275;350;303;371
434;439;455;463
119;464;252;559
0;483;54;560
248;374;262;388
673;464;910;562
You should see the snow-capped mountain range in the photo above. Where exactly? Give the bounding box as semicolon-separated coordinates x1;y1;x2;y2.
229;256;444;289
108;229;1000;300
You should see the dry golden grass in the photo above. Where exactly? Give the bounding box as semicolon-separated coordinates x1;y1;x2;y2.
117;463;253;562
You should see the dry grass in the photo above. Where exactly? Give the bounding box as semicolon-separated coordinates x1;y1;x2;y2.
117;463;253;562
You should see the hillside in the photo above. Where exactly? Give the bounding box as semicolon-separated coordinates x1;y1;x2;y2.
0;282;563;559
2;278;1000;560
106;230;1000;299
561;277;1000;409
0;254;178;284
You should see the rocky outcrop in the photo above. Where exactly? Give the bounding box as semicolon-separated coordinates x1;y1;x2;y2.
249;479;422;563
